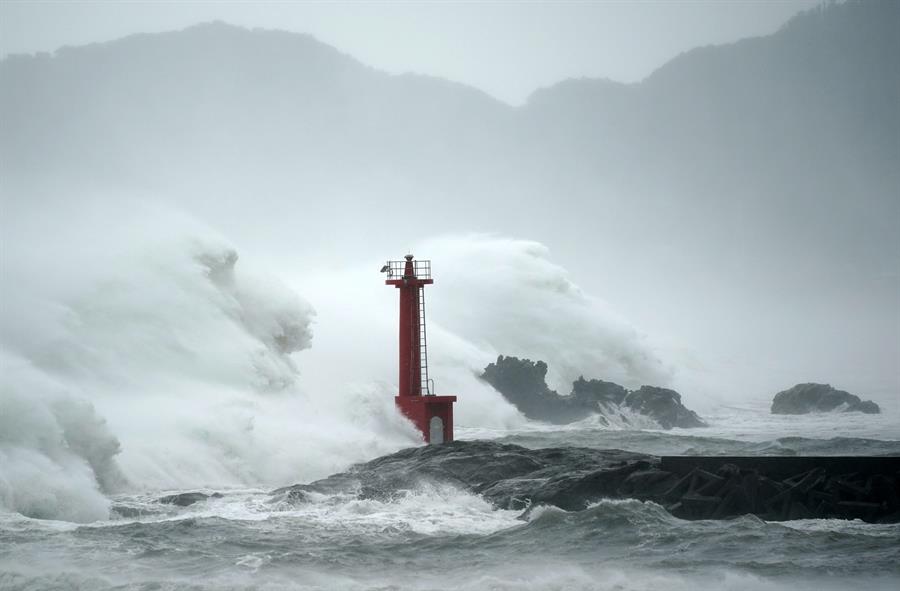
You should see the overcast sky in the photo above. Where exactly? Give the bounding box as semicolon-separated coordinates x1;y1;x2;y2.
2;0;821;104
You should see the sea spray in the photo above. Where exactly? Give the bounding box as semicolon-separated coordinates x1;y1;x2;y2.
292;234;682;431
422;235;673;392
2;203;732;521
0;362;118;522
0;200;418;519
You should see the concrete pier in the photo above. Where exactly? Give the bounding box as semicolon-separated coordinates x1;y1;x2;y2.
655;456;900;522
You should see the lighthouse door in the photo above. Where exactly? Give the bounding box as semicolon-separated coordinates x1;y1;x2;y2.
429;416;444;444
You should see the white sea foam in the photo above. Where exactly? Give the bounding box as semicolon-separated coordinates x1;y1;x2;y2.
270;483;522;537
0;200;418;521
699;399;900;441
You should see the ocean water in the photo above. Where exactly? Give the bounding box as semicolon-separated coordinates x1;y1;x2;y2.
2;407;898;591
460;400;900;455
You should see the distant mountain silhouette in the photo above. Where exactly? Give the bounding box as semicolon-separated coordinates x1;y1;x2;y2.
521;0;899;268
3;3;895;255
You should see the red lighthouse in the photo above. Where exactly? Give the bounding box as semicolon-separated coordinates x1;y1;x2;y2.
383;255;456;443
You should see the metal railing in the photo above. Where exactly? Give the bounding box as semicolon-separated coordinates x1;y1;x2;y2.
384;259;431;280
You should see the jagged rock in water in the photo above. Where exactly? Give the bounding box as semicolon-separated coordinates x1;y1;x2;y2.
571;376;628;407
480;355;705;429
771;383;881;414
479;356;593;424
271;440;900;523
157;492;223;506
624;386;707;429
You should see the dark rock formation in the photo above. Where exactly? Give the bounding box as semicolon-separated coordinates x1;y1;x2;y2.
272;440;659;511
479;356;593;424
771;383;881;414
571;376;628;407
157;491;223;506
272;440;900;523
624;386;706;429
480;355;706;428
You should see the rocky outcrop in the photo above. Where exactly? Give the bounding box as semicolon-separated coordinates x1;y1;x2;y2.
771;383;881;414
624;386;706;429
480;355;706;428
571;376;628;407
272;440;662;511
272;440;900;523
157;492;222;506
479;357;590;424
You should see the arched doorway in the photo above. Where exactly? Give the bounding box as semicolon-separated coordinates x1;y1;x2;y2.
429;416;444;444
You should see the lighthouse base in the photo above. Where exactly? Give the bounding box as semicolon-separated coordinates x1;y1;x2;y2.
395;395;457;444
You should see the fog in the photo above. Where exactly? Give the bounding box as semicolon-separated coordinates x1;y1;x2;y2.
1;1;898;519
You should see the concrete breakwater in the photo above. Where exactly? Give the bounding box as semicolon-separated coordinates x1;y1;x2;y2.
266;441;900;523
655;456;899;522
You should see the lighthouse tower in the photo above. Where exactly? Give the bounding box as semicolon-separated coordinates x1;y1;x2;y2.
382;255;456;443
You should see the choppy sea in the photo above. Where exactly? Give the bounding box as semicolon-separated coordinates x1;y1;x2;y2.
2;402;899;591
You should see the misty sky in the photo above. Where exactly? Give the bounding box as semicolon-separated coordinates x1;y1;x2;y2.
1;0;820;104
